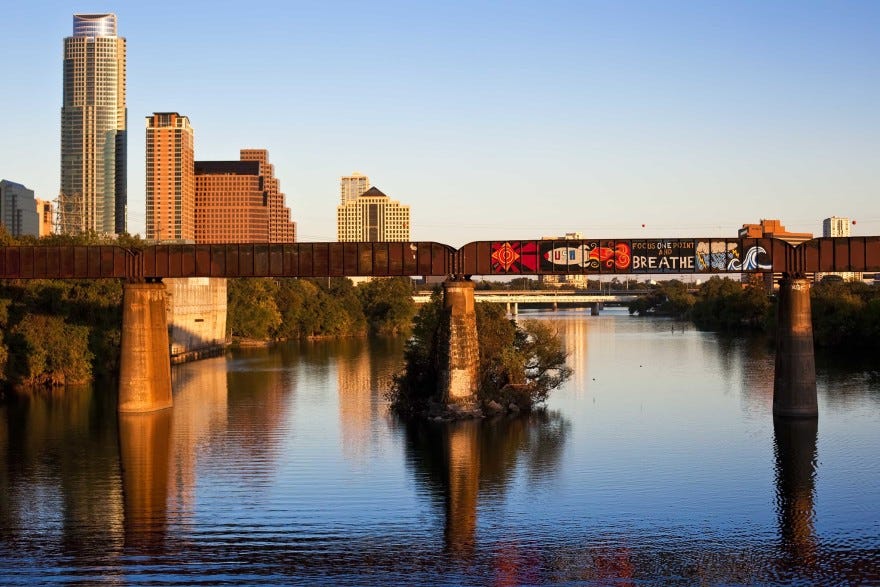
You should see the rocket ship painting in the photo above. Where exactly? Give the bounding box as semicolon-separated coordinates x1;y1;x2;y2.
542;242;631;270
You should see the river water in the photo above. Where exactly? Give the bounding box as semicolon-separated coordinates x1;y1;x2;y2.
1;309;878;585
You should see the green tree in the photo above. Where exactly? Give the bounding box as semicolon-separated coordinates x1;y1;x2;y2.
356;277;416;335
691;277;768;330
8;314;93;386
227;278;281;339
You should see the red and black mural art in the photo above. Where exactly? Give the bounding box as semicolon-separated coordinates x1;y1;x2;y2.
484;238;777;275
490;241;539;273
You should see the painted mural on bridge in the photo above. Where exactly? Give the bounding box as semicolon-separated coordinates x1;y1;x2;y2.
490;238;774;275
539;241;631;272
490;241;539;273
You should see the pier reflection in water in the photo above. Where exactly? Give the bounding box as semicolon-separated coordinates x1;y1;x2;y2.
1;312;879;584
402;412;569;561
773;416;817;578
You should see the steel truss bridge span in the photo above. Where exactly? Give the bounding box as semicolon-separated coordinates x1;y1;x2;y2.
0;236;879;280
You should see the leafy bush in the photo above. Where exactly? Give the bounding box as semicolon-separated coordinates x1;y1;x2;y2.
691;277;769;330
627;280;695;318
8;314;93;386
390;293;571;417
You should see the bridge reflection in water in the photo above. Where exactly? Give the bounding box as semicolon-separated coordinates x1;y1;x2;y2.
0;336;866;583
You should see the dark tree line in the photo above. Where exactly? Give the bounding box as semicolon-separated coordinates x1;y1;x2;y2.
628;276;880;351
227;276;416;340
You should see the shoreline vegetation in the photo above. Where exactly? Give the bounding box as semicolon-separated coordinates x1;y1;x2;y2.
388;292;572;420
627;276;880;352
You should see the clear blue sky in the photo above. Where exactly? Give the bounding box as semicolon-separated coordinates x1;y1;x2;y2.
1;1;878;246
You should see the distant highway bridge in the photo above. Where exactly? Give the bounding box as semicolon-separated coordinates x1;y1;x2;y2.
412;289;640;313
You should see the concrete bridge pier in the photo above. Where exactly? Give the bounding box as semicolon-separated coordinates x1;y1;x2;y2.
773;275;817;418
590;303;600;316
438;279;480;410
118;281;173;413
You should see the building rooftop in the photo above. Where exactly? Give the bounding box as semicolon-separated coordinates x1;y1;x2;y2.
358;187;389;199
195;161;260;176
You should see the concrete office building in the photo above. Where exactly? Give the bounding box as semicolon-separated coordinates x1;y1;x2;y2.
240;149;296;242
820;216;861;281
337;186;410;242
340;172;370;204
0;180;40;237
35;199;54;236
146;112;194;241
58;14;127;235
194;150;295;243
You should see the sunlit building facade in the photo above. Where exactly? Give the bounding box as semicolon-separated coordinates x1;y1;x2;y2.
819;216;861;281
35;198;54;236
0;180;40;237
58;14;127;235
336;186;410;242
340;172;370;204
240;149;296;242
194;150;295;243
146;112;194;241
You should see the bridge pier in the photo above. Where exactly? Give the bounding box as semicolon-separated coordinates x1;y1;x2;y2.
438;279;480;409
590;303;599;316
773;275;817;418
118;282;173;413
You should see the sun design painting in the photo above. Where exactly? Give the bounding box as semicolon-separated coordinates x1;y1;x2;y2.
491;242;538;273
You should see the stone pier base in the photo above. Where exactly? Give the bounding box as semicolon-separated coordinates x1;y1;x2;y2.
773;276;817;418
119;282;173;413
438;280;480;409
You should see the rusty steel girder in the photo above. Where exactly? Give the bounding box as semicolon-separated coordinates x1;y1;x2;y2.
0;237;878;280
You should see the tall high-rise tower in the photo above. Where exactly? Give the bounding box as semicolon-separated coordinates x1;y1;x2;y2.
146;112;194;241
823;216;851;237
59;13;127;235
340;172;370;204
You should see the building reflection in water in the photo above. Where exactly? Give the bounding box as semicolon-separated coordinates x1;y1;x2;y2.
540;314;591;395
403;412;569;568
335;336;405;464
773;416;818;572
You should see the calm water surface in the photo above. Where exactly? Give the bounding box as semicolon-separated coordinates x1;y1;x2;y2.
1;309;878;585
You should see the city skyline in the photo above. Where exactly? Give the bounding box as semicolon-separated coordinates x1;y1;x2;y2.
0;2;878;246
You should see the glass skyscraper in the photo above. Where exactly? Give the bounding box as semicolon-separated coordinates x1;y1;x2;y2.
59;13;127;235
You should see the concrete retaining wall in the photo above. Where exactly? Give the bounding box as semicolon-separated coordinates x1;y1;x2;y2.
165;278;228;359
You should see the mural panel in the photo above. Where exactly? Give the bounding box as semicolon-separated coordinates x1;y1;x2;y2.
538;241;631;273
489;238;774;275
490;241;538;274
729;242;772;271
630;240;696;272
696;240;739;271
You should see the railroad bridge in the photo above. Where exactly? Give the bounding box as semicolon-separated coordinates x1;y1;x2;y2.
2;236;879;418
